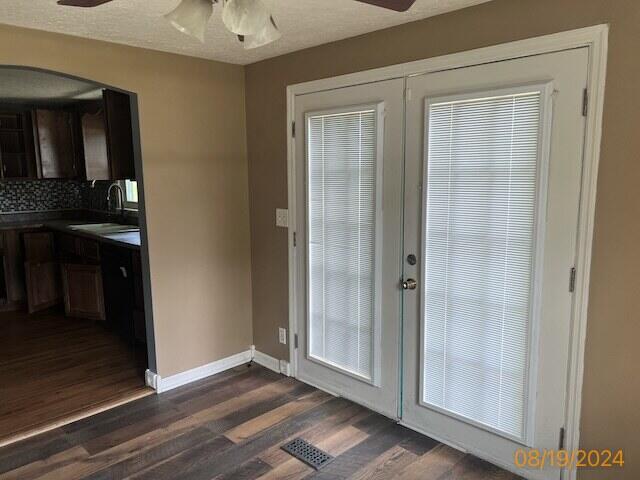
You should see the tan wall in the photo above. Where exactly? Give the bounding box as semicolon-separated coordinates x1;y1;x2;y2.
0;24;253;377
245;0;640;477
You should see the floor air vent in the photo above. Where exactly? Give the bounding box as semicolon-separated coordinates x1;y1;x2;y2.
281;437;334;470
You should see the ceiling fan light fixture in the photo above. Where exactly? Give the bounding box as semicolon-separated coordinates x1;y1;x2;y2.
222;0;270;36
243;16;281;50
164;0;214;43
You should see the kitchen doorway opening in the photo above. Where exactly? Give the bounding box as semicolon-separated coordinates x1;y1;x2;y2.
0;66;157;446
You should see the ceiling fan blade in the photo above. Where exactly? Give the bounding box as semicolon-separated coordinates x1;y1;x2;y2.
57;0;114;7
354;0;417;12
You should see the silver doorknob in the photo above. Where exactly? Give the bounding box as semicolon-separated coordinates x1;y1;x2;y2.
402;279;417;290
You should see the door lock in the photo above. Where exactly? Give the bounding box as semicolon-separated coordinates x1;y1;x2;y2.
402;278;417;290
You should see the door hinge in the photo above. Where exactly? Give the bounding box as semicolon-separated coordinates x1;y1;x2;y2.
294;333;299;349
569;267;577;293
291;121;296;138
293;232;297;247
582;88;589;117
559;427;566;450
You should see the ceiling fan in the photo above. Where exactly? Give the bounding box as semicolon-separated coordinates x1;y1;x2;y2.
56;0;418;49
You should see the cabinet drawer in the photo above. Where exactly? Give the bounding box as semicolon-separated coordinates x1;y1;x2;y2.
23;232;55;263
77;238;100;263
0;113;21;130
56;233;78;260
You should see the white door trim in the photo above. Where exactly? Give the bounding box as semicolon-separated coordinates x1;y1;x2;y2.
287;24;608;480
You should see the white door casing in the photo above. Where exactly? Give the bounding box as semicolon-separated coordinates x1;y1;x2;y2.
287;26;609;480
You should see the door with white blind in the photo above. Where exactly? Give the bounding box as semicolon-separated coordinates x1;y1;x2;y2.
402;48;588;479
294;78;404;417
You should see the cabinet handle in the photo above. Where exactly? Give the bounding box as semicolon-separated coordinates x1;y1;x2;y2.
120;266;128;278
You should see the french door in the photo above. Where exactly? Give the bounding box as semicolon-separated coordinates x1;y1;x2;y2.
402;48;588;479
294;47;588;480
294;78;405;417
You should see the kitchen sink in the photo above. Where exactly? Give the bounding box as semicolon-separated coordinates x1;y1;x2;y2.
68;223;140;235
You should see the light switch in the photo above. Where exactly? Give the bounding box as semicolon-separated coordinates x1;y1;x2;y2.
276;208;289;228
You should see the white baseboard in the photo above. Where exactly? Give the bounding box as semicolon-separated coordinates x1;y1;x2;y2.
145;349;252;393
145;346;291;394
145;369;159;390
251;345;291;376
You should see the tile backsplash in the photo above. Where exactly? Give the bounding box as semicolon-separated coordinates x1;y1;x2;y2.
0;179;132;214
0;179;83;213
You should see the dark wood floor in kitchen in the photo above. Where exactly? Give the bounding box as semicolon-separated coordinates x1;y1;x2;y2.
0;363;523;480
0;309;151;446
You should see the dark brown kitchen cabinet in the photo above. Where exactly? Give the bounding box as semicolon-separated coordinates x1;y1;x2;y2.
104;89;135;180
24;262;61;313
0;111;37;179
33;109;78;179
23;231;56;263
79;89;135;181
0;230;27;310
101;244;136;341
81;108;110;180
61;263;106;321
23;231;61;313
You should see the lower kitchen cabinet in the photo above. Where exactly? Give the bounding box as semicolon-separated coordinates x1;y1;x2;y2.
23;231;62;314
101;244;135;341
0;227;144;342
24;261;61;314
61;263;106;321
0;230;26;310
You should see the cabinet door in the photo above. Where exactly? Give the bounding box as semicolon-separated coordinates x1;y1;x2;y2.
34;110;77;179
2;152;27;178
103;90;135;180
81;109;110;180
56;233;80;262
3;230;26;305
101;245;134;339
23;232;55;263
24;261;61;313
61;263;106;321
0;111;36;179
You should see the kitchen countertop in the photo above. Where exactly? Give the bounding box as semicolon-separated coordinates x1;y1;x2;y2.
0;219;141;249
46;221;141;249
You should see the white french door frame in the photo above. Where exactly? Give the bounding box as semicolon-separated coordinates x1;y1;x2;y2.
286;25;608;480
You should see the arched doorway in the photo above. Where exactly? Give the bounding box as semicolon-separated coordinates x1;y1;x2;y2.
0;66;157;446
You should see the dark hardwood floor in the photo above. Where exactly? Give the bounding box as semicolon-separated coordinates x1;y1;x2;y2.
0;309;151;446
0;363;523;480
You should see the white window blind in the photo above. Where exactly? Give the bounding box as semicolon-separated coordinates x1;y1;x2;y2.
307;107;379;381
422;90;543;439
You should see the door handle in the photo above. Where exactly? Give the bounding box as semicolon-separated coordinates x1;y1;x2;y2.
402;278;417;290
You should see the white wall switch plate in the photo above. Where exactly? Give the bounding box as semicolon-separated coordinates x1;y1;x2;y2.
279;327;287;345
276;208;289;228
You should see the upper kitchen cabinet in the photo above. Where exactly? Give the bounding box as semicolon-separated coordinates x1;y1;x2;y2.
80;89;136;181
32;109;79;179
0;110;37;179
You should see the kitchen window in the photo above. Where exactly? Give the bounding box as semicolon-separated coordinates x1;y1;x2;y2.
120;179;138;210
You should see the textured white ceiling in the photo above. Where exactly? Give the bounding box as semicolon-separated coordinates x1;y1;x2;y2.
0;0;492;65
0;67;102;104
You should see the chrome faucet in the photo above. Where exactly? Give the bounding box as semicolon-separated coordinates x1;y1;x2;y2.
107;182;125;217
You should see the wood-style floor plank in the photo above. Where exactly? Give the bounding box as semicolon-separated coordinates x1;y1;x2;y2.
0;363;524;480
0;309;150;445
